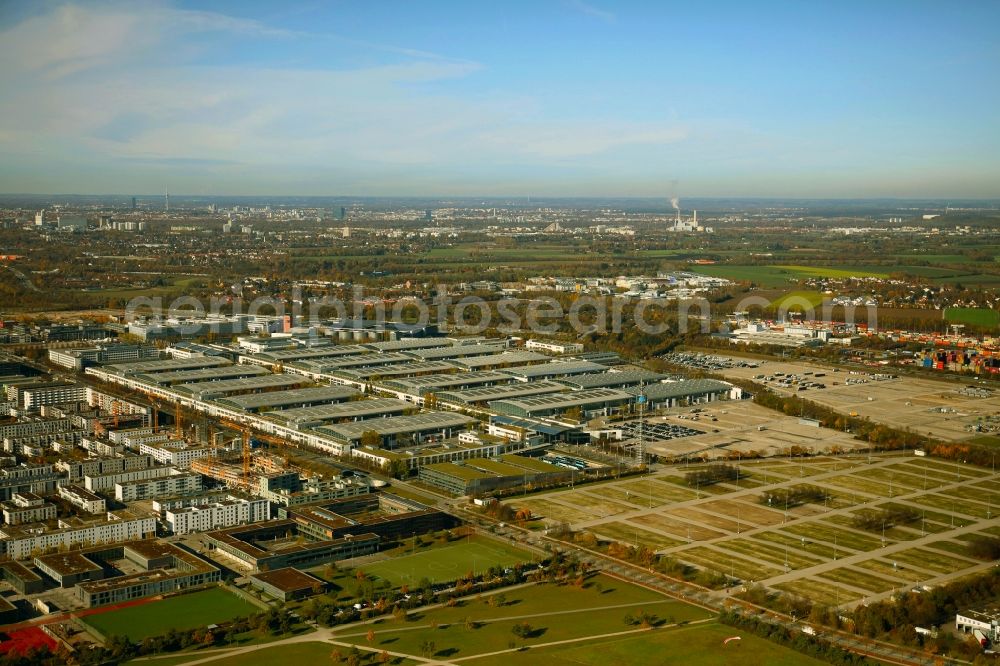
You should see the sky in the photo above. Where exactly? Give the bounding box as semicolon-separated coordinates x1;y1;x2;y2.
0;0;998;198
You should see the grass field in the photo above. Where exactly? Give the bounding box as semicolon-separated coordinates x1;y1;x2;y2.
361;536;536;586
944;307;1000;327
690;264;888;287
468;621;829;666
770;290;826;309
338;574;711;660
83;587;259;642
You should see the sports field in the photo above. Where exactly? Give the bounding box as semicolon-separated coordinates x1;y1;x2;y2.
362;536;536;585
83;586;260;642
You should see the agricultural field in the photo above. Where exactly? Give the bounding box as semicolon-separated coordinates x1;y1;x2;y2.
83;587;260;642
512;453;1000;609
690;264;888;287
944;306;1000;327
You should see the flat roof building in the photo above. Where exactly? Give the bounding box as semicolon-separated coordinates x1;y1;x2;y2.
554;369;667;390
449;351;549;371
500;360;607;382
319;411;477;448
436;381;567;408
489;388;633;419
214;385;359;413
267;398;414;430
174;373;306;400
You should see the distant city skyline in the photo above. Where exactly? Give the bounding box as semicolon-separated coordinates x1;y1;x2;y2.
0;1;998;198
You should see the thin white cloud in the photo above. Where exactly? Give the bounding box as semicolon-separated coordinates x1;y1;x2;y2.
565;0;616;23
0;1;695;192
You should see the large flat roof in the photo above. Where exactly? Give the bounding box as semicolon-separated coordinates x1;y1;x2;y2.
331;360;457;382
490;388;632;414
293;352;414;372
380;370;514;394
105;356;229;376
318;411;477;442
176;373;306;398
554;369;668;390
501;360;607;379
450;351;548;369
436;380;567;405
216;385;359;411
626;378;732;400
360;338;452;352
402;343;508;361
267;398;413;426
250;566;325;592
143;364;269;385
252;345;369;362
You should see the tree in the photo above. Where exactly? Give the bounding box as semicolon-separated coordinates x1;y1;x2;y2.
420;639;436;658
511;622;533;639
366;629;376;644
360;430;381;448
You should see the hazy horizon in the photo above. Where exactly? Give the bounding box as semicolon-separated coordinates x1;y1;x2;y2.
2;1;999;198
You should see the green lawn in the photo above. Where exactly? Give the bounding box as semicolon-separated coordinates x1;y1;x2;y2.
147;642;416;666
468;621;829;666
770;290;826;309
361;536;537;586
944;307;1000;327
83;587;260;642
338;574;710;660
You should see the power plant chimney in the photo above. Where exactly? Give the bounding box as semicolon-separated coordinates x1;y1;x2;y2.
693;210;697;225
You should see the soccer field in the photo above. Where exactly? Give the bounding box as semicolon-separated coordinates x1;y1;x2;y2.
83;586;260;642
362;537;536;585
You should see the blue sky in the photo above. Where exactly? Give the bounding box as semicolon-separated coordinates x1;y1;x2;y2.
0;0;998;197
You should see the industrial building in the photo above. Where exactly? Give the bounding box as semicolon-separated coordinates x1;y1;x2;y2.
956;604;1000;645
625;379;740;409
320;411;477;448
378;371;514;404
435;380;567;409
215;385;358;413
173;372;307;400
266;398;414;430
489;388;633;420
500;360;607;382
449;350;548;371
553;369;668;390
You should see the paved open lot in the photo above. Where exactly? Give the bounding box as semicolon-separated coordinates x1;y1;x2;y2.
717;357;1000;442
621;400;868;459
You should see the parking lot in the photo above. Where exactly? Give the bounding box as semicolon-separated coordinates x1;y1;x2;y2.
716;357;1000;442
618;420;703;442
